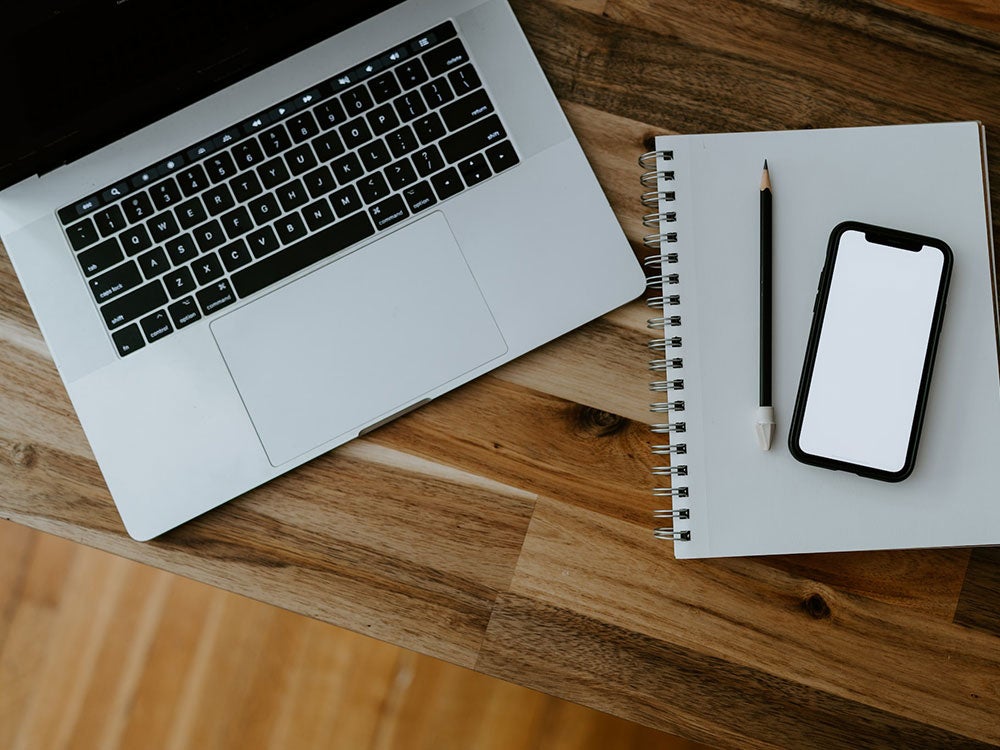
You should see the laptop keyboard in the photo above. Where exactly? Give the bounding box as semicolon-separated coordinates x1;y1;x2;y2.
57;21;519;357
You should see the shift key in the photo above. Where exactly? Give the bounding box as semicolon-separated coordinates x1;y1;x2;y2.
101;280;167;330
439;115;506;163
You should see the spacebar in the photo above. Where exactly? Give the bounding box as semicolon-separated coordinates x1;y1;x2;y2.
232;212;376;298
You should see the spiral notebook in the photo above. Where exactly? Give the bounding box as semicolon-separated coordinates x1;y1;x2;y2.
641;121;998;559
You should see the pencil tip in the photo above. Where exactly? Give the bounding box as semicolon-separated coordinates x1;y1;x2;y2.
763;159;768;170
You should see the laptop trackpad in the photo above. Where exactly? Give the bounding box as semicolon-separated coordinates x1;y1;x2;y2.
211;212;508;467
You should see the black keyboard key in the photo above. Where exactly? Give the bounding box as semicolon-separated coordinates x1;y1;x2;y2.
413;145;445;177
396;59;429;90
120;224;152;256
275;213;308;245
203;184;236;216
431;167;464;200
402;181;437;214
101;182;130;203
247;225;280;258
168;296;202;330
150;179;182;210
342;86;374;115
369;71;401;103
94;205;126;237
232;139;265;170
457;153;492;186
58;199;94;226
193;220;226;253
258;158;291;190
220;239;253;272
78;237;124;277
66;218;99;251
232;212;375;298
424;38;470;77
260;125;291;157
140;310;173;343
366;104;399;136
214;129;240;150
101;280;167;329
331;152;364;184
174;197;208;229
412;21;457;52
358;173;390;204
163;266;196;298
440;115;507;163
122;193;154;223
177;165;210;197
315;99;347;130
277;179;309;212
393;92;427;123
303;165;336;199
413;113;446;145
311;131;345;162
286;144;318;176
91;261;142;304
369;194;409;231
448;64;481;96
175;197;207;229
329;185;362;218
205;152;237;183
187;140;216;162
302;199;337;232
486;140;519;173
147;212;181;244
385;158;418;191
340;118;373;150
386;126;419;158
359;140;392;171
165;234;199;266
137;246;170;279
249;193;281;225
221;206;253;238
196;279;237;315
112;323;145;356
287;111;319;143
230;171;264;203
420;78;454;108
441;90;494;131
192;252;224;285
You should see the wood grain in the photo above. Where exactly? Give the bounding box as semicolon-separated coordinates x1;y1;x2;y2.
2;0;1000;748
0;521;708;750
487;497;1000;746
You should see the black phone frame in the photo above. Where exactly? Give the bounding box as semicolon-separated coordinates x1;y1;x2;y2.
788;220;953;482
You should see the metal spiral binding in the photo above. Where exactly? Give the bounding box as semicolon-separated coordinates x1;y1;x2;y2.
640;149;691;543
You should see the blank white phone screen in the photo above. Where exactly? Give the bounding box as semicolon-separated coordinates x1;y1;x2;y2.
798;229;944;472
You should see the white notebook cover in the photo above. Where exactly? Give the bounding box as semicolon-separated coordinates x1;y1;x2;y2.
650;122;998;558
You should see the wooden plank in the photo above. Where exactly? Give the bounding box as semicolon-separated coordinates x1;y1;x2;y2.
509;0;1000;229
0;522;707;750
954;548;1000;636
886;0;1000;33
371;376;652;526
479;592;996;750
0;440;537;668
494;497;1000;745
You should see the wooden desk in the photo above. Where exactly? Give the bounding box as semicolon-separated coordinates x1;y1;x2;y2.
2;1;999;747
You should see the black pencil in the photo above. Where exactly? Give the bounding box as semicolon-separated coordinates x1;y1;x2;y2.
756;160;775;450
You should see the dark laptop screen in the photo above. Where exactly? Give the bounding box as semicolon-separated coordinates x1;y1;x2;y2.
0;0;405;190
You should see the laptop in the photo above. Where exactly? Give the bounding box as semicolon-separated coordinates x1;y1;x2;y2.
0;0;644;540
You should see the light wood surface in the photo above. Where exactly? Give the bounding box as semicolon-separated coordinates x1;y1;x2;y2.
2;1;1000;748
0;520;707;750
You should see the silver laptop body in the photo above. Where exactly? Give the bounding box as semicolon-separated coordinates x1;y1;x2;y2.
0;0;644;539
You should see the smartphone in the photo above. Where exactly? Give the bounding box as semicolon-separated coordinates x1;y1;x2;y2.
788;221;952;482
